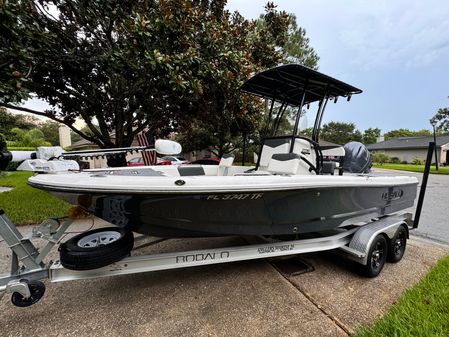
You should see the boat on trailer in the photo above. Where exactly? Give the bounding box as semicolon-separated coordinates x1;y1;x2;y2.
0;64;435;307
28;64;418;238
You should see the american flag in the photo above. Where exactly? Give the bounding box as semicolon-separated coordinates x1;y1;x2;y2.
137;129;157;165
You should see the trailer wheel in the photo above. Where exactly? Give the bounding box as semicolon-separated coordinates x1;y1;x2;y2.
387;225;407;263
59;227;134;270
360;235;387;278
11;280;46;307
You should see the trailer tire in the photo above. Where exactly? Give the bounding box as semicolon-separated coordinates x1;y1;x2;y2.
59;227;134;270
359;234;387;278
387;225;407;263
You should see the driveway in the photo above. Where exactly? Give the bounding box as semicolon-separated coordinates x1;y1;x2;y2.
372;168;449;244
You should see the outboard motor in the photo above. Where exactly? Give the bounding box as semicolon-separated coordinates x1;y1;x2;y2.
342;141;372;173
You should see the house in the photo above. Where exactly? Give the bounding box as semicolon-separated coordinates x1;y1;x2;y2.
366;136;449;165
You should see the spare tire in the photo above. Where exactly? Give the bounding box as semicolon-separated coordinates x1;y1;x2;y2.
59;227;134;270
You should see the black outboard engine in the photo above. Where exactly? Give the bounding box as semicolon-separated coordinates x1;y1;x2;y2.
342;141;372;173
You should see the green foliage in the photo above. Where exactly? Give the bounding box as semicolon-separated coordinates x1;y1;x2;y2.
384;128;432;140
9;127;51;147
257;13;319;68
320;122;362;145
356;254;449;337
362;127;381;144
0;132;6;151
300;127;314;138
1;0;318;157
0;108;38;139
371;163;449;175
0;171;70;224
40;120;60;145
411;157;423;165
389;157;400;164
431;96;449;133
371;152;390;164
7;146;36;151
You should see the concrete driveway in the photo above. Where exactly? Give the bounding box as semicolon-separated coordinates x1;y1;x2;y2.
1;225;448;336
372;168;449;244
1;168;448;336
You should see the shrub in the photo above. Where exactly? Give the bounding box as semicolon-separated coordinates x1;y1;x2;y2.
401;160;408;164
0;132;6;151
6;161;21;171
411;157;423;165
372;152;390;165
390;157;400;164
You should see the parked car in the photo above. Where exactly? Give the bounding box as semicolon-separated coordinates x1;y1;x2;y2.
189;157;220;165
127;157;172;166
127;157;144;166
157;157;172;165
160;156;189;165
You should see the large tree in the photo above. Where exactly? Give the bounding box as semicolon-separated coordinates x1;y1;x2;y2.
319;122;362;145
431;97;449;133
384;128;432;140
0;107;38;139
1;0;318;160
362;127;381;144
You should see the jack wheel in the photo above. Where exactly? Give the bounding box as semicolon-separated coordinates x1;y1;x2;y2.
11;280;46;307
359;235;387;278
387;225;407;263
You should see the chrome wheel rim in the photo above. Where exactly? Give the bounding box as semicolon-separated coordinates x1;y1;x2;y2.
393;231;406;256
77;231;121;248
371;241;384;269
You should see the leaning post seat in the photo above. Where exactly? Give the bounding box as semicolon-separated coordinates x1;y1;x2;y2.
258;138;290;170
267;153;300;175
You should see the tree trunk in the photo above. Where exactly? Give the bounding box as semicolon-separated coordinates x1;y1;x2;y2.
107;153;127;167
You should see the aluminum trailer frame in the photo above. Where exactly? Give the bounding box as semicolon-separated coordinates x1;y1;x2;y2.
0;209;412;306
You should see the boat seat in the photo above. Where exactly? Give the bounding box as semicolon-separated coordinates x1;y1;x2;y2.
267;153;300;175
258;138;290;170
218;154;235;176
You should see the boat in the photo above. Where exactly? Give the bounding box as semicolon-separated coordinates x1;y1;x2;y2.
28;64;418;238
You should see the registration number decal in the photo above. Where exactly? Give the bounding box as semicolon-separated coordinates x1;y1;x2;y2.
206;193;263;201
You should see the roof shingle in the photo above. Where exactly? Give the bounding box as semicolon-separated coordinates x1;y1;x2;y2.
366;136;449;150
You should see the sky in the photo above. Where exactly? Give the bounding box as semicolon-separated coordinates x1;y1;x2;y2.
227;0;449;133
19;0;449;135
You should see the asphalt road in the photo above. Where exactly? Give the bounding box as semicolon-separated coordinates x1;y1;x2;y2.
372;168;449;244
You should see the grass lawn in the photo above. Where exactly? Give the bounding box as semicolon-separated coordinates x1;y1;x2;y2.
372;163;449;175
0;171;70;225
356;254;449;337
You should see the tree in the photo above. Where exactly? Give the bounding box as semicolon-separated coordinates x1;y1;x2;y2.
371;152;390;165
9;128;51;147
384;128;431;140
362;127;381;144
431;97;449;133
0;133;6;151
1;0;318;164
40;120;61;145
0;108;37;139
319;122;362;145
